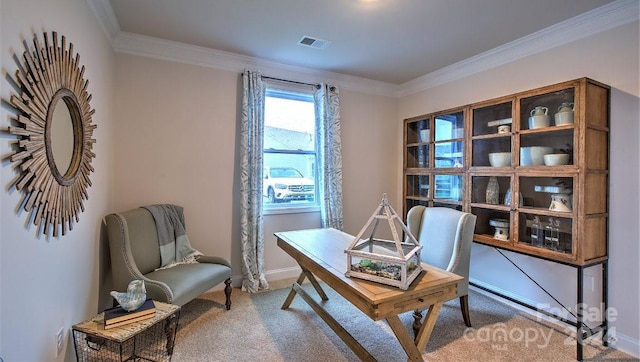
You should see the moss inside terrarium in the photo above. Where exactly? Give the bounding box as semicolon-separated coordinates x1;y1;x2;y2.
350;259;418;281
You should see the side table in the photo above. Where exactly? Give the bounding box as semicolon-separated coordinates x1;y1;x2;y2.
72;301;180;362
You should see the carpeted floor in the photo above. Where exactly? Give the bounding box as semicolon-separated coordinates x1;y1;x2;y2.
171;281;636;361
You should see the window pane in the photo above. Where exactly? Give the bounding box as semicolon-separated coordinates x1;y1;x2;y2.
434;112;464;141
263;89;317;208
264;90;315;152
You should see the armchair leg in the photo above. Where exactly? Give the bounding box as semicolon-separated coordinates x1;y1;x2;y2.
460;295;471;327
224;278;232;310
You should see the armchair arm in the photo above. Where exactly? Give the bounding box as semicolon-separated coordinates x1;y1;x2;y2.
196;255;232;269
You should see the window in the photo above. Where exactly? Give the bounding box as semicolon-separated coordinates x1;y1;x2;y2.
263;88;318;211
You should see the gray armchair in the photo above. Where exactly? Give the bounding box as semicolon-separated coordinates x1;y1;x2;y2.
105;207;232;308
406;206;477;327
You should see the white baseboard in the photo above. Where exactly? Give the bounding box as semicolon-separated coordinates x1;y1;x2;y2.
217;267;302;290
264;266;303;282
469;278;640;359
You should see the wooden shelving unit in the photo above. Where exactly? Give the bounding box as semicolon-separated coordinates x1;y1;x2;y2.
403;78;610;361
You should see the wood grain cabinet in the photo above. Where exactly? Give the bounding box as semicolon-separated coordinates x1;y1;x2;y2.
403;78;609;266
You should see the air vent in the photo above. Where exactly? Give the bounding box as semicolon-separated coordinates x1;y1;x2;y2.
298;35;331;50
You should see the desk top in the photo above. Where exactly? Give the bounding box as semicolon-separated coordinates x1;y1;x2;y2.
276;228;462;320
72;301;180;342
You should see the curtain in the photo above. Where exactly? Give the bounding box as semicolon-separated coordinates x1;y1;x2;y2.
239;70;269;293
314;84;344;230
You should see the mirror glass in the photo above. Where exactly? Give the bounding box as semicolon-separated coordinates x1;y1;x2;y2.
49;97;75;177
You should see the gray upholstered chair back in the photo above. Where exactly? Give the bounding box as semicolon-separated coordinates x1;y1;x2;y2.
407;206;475;286
406;205;477;327
106;208;162;279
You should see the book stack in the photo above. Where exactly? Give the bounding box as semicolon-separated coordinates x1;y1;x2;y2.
103;299;156;330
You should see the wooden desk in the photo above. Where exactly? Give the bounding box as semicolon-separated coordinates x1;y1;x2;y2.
276;228;462;362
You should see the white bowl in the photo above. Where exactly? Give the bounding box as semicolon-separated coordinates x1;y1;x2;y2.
520;146;553;166
528;115;550;129
543;153;570;166
488;152;511;167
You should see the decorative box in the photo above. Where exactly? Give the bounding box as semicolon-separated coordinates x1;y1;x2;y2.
345;194;422;290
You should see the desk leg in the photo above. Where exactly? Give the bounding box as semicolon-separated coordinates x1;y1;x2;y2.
281;272;307;309
415;303;443;353
289;283;376;362
303;269;329;301
386;315;426;362
282;269;329;310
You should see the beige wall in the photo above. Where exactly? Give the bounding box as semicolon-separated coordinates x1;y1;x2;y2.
398;21;639;356
0;0;115;361
112;54;399;282
113;55;238;260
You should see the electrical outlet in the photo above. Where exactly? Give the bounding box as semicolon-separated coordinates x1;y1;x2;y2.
56;327;64;357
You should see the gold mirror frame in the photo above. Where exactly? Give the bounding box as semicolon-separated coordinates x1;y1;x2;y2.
7;31;96;237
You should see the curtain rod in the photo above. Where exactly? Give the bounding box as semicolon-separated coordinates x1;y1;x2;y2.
261;75;321;89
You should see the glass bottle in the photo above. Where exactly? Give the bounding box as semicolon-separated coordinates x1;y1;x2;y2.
544;218;553;249
531;216;543;247
553;219;561;252
544;217;559;251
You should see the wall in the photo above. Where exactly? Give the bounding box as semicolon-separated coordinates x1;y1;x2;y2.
112;54;399;283
398;20;639;356
0;0;115;361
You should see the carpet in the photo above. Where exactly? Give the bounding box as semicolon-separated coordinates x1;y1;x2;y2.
171;281;635;361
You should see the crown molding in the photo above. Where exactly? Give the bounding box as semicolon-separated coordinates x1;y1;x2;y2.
88;0;638;99
111;32;400;97
399;0;639;97
86;0;120;43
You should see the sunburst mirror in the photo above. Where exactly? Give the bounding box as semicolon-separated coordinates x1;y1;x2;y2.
6;31;96;237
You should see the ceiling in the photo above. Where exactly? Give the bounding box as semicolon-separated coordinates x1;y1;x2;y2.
107;0;617;85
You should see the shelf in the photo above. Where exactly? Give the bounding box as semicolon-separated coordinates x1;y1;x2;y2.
519;124;574;135
471;133;511;141
473;237;578;264
469;203;511;211
518;207;574;218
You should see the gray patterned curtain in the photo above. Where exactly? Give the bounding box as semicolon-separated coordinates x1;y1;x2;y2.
314;84;344;230
239;70;269;292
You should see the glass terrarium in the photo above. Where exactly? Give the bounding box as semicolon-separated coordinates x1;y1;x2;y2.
345;194;423;290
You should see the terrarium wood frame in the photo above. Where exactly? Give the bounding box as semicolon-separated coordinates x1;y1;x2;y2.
345;195;423;290
6;31;96;237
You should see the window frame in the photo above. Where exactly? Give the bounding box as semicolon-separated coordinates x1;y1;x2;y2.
262;85;320;215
